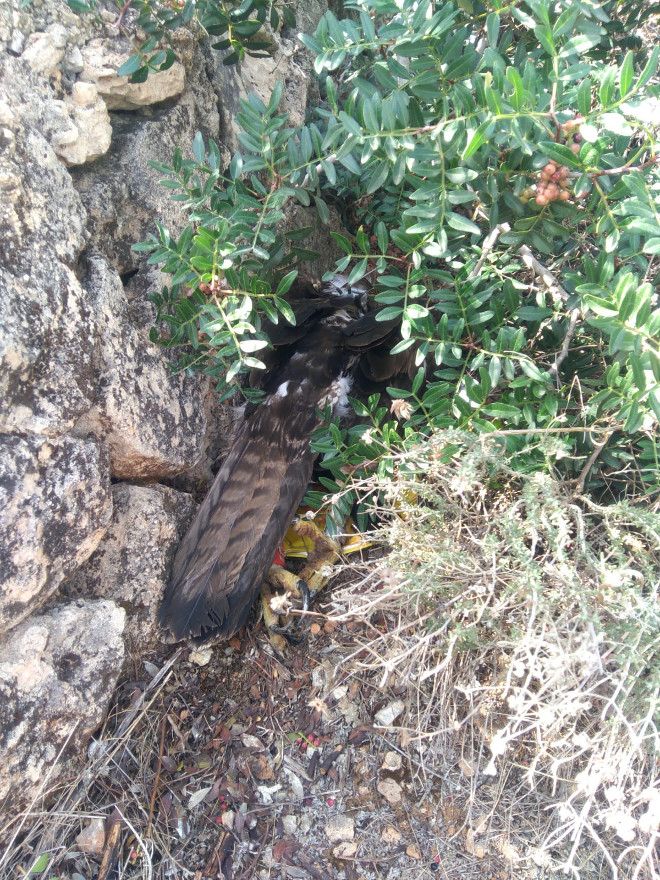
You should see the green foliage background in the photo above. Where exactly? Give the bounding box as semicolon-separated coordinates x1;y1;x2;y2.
137;0;660;521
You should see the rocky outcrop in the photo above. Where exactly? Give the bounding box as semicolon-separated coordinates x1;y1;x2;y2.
72;254;208;480
0;600;126;812
80;39;186;111
0;0;328;828
49;80;112;166
64;483;197;648
0;433;112;635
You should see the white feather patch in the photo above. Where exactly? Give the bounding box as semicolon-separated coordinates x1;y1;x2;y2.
321;374;353;415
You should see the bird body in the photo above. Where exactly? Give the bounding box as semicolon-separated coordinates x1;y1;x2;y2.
159;277;414;644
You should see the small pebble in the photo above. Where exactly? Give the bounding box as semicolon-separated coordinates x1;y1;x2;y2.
326;815;354;842
381;825;401;843
382;750;402;771
374;699;405;726
75;817;105;854
377;778;403;805
333;841;358;859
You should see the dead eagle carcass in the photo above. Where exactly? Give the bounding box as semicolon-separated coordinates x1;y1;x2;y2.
159;275;416;644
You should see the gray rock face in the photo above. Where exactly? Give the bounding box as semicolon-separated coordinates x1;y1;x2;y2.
0;433;112;635
214;0;326;153
0;0;328;834
0;262;95;437
72;254;207;480
65;483;197;647
0;35;91;438
0;600;126;810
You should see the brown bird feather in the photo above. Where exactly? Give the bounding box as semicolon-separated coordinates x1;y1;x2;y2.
159;276;417;643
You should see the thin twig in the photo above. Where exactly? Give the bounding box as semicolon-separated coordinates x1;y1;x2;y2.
517;245;583;379
112;647;183;741
518;244;571;303
147;714;167;837
549;308;580;378
468;222;511;280
113;0;133;32
573;434;610;495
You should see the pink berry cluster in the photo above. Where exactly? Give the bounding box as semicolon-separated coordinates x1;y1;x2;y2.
296;734;321;750
521;116;585;207
533;162;572;206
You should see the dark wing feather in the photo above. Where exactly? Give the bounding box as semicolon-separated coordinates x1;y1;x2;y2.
342;312;401;349
160;409;316;642
343;311;418;391
249;283;333;388
160;314;354;643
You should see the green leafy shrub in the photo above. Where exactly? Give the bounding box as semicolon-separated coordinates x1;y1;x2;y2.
139;0;660;509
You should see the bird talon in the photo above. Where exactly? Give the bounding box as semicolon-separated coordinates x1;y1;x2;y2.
269;623;305;645
269;617;295;634
298;579;311;612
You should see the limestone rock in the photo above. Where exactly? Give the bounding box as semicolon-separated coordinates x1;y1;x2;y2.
382;750;403;771
75;817;106;855
0;600;126;815
0;88;87;263
63;45;84;75
374;699;405;726
72;40;223;276
81;39;186;110
51;81;112;166
22;31;64;75
72;255;208;480
0;263;96;437
0;56;94;437
377;778;403;805
333;841;358;859
65;482;197;645
0;433;112;635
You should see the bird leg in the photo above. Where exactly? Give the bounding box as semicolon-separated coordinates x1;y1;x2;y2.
260;520;341;653
260;569;309;654
293;519;342;591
